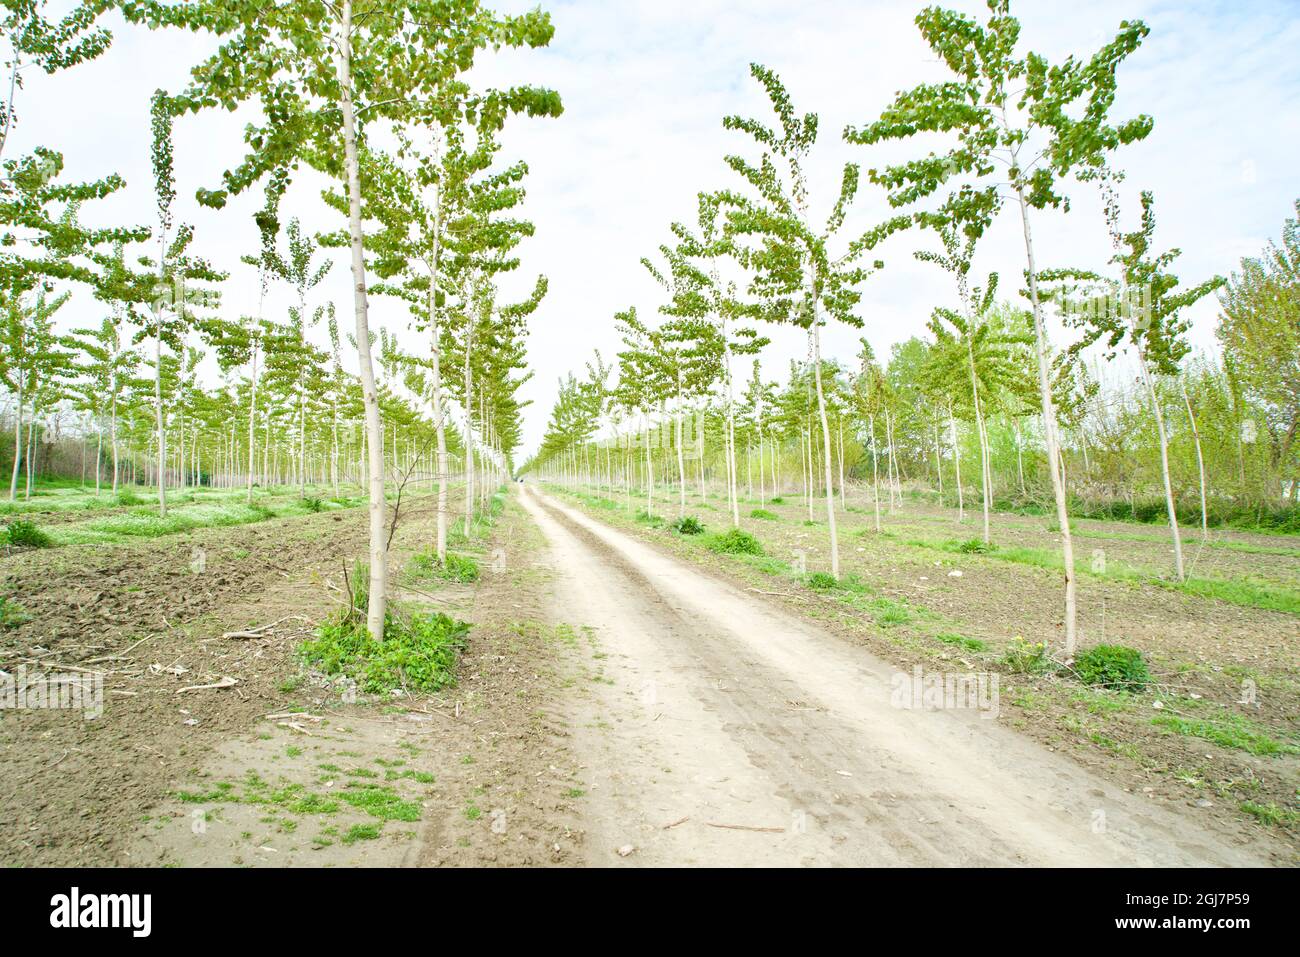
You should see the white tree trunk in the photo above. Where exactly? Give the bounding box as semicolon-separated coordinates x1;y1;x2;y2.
1015;185;1078;654
337;0;387;641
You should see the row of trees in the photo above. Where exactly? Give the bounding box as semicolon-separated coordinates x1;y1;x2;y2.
1;0;561;641
526;0;1299;656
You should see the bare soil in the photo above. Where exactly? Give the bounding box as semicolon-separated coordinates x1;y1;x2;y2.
545;483;1297;863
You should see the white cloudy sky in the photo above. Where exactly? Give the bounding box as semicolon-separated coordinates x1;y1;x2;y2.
16;0;1300;457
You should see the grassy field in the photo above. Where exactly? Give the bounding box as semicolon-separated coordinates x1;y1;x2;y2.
0;480;410;546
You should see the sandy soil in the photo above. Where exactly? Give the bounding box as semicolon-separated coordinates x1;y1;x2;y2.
520;483;1282;866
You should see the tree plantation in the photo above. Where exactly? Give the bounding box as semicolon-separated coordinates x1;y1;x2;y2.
0;0;1296;895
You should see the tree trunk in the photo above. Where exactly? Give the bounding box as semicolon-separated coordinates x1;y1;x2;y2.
811;324;840;578
8;384;21;501
1015;184;1078;654
1140;357;1184;581
1182;382;1209;542
337;0;387;642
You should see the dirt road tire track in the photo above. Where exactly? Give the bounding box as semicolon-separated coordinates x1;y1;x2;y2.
520;483;1278;867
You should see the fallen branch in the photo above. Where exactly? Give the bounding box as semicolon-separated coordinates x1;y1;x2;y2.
176;676;238;694
704;821;785;833
264;711;325;722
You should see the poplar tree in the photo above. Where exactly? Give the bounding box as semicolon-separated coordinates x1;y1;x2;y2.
718;63;903;577
847;0;1154;652
122;0;562;640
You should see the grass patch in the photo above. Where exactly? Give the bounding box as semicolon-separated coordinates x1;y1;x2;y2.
409;551;480;583
935;632;987;652
1002;637;1051;674
1239;801;1299;827
1152;713;1296;756
750;508;778;521
341;822;383;844
867;597;912;627
338;784;421;821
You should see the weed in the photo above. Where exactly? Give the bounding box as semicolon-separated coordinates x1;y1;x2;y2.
705;528;764;556
1073;644;1150;692
671;515;705;535
0;595;31;629
2;519;51;548
750;508;778;521
1002;636;1050;674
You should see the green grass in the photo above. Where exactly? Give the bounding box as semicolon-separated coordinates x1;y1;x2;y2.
341;822;383;844
338;784;421;821
902;534;1300;616
1152;713;1297;756
750;508;779;521
1239;801;1299;827
670;515;705;535
0;595;31;629
409;551;480;583
935;632;987;652
1;518;52;548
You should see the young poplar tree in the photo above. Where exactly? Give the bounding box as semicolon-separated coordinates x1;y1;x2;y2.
847;0;1154;652
1051;186;1223;580
718;63;903;578
123;0;562;641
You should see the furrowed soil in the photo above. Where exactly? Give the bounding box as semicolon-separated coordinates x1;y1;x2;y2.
0;487;585;867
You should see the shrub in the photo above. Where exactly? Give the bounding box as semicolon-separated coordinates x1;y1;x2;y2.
302;496;324;513
706;528;764;556
2;519;51;549
806;572;838;590
750;508;778;521
671;515;705;535
956;538;996;554
768;496;784;504
1074;644;1150;692
115;488;143;506
1002;636;1050;674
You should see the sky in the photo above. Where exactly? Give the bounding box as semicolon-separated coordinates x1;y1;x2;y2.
14;0;1300;459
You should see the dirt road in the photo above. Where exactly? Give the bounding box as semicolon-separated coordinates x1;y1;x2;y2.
518;484;1273;867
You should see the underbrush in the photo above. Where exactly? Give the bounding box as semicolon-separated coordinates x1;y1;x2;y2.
992;492;1300;535
299;562;469;694
750;508;778;521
